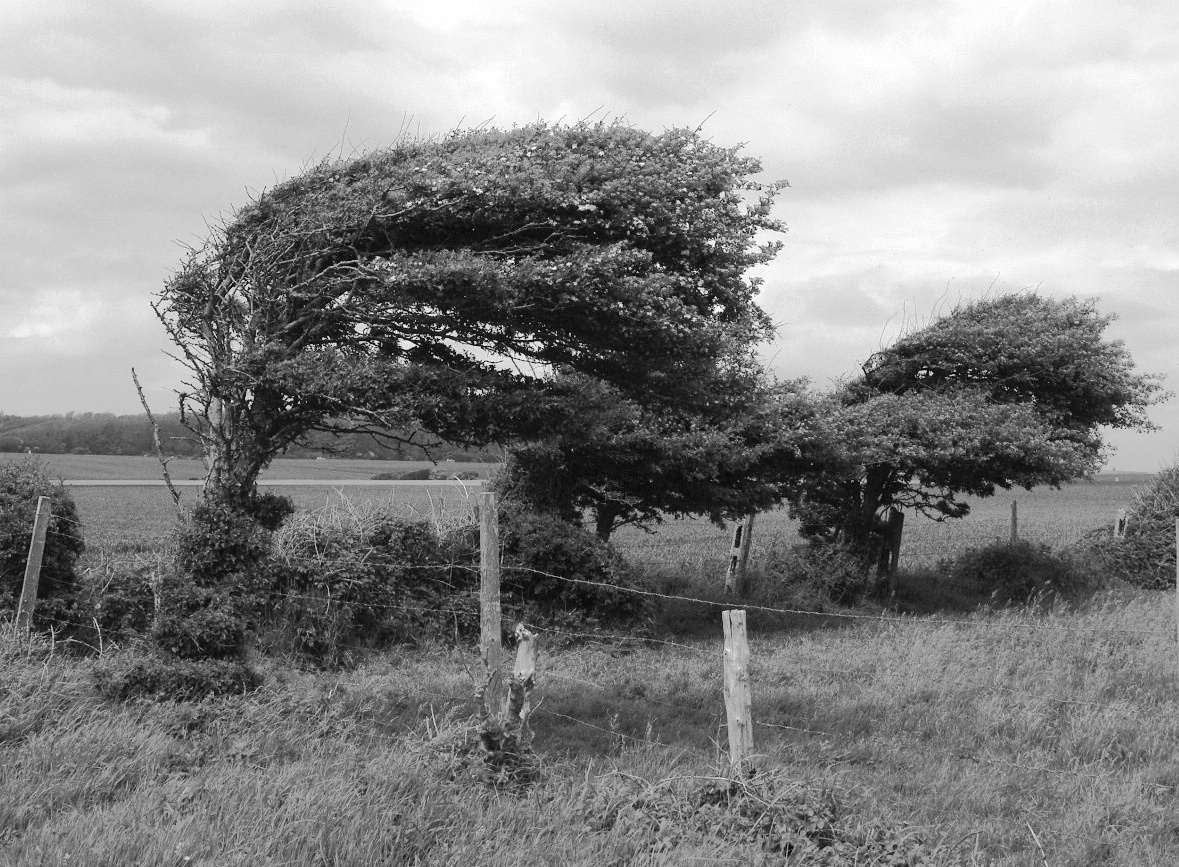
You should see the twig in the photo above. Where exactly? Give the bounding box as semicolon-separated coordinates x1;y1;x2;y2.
1026;821;1050;867
132;367;183;517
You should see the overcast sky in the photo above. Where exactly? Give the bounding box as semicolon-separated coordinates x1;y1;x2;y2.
2;0;1176;470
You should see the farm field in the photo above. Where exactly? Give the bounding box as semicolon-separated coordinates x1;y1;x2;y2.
12;451;1150;566
62;474;1145;567
26;453;495;483
614;475;1146;574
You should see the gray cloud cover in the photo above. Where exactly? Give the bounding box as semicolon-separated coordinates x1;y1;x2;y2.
1;0;1175;468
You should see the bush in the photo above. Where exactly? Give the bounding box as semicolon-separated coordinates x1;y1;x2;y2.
153;493;293;668
764;541;870;606
948;540;1099;606
499;505;654;627
153;573;251;660
1071;466;1179;590
265;502;480;662
73;563;156;648
94;654;262;701
0;457;85;622
175;495;285;591
428;467;480;481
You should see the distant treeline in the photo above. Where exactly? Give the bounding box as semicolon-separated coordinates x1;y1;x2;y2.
0;412;502;462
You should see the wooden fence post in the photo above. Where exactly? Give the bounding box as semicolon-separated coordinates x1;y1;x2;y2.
15;496;51;635
722;609;755;774
724;515;756;596
504;624;539;749
479;491;505;717
1010;499;1019;545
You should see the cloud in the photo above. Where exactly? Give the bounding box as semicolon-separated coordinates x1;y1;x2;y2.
0;0;1175;468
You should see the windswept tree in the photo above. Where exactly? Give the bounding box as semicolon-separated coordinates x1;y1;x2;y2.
156;121;786;509
793;293;1166;572
500;368;826;542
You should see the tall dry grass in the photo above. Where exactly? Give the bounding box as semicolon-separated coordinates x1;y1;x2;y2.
4;584;1179;864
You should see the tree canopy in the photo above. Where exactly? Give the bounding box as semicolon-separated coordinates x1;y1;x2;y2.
156;121;786;506
500;369;825;541
792;293;1167;569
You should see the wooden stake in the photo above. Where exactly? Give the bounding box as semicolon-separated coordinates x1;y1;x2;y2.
1010;499;1019;545
722;609;755;774
479;491;504;717
16;496;52;634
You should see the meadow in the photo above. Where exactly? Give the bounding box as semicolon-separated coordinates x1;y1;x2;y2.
3;456;1175;865
33;453;1144;572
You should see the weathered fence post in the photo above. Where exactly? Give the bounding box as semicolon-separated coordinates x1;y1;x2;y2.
1010;499;1019;545
15;496;51;635
724;515;756;596
479;491;505;717
722;609;755;775
504;624;539;749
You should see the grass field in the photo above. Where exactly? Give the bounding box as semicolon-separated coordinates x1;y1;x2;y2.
4;589;1178;864
35;450;1145;570
3;456;1175;864
28;453;495;483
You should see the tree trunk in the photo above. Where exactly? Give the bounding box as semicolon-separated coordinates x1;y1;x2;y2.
848;466;895;577
594;502;623;543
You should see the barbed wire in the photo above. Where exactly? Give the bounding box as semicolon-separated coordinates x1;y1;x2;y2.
518;566;1177;640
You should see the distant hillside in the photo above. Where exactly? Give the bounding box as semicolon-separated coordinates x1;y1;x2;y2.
0;412;501;462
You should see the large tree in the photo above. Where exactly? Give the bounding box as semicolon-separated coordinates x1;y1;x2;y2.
792;293;1166;571
156;121;785;508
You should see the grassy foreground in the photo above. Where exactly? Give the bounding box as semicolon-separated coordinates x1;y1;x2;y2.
3;583;1179;866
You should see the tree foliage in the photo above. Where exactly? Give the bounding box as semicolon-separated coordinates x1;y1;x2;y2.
793;293;1166;570
155;120;785;507
499;370;825;541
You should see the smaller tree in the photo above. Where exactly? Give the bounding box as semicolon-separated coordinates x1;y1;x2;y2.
499;370;824;542
793;293;1166;573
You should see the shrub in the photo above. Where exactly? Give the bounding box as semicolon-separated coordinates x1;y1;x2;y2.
764;541;870;606
73;563;156;648
499;505;654;626
0;457;85;623
175;495;284;591
94;654;262;702
428;467;480;480
947;540;1099;606
153;573;250;660
1071;466;1179;590
265;502;480;662
149;493;291;680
